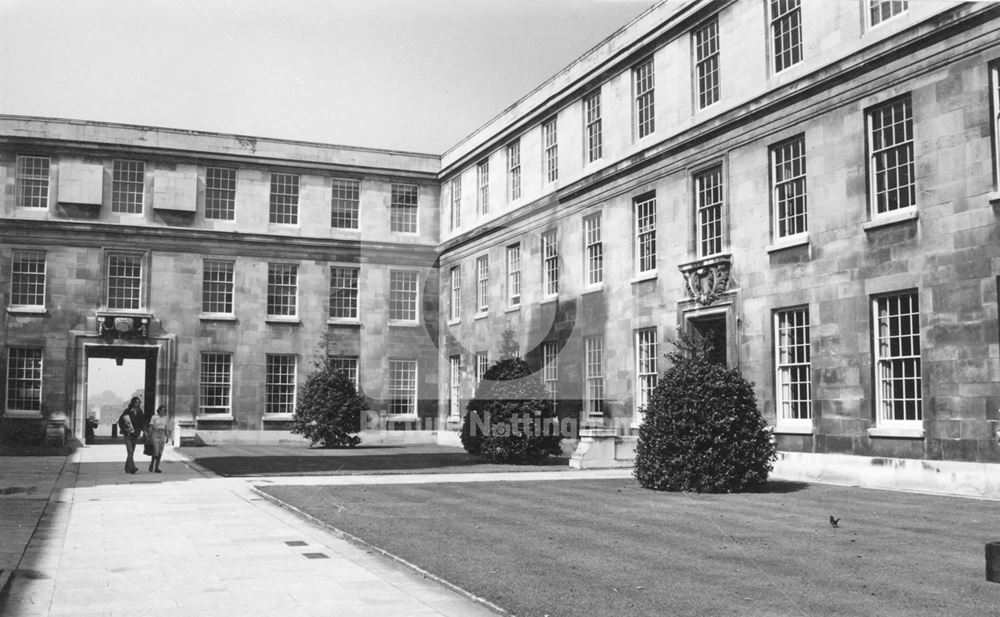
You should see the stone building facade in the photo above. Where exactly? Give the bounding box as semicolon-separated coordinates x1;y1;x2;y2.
0;119;441;441
436;0;1000;475
3;0;1000;488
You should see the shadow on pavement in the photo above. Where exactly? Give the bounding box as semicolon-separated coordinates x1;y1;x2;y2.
182;444;571;477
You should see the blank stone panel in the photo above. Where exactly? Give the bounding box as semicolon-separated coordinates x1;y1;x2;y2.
153;169;197;212
57;161;103;205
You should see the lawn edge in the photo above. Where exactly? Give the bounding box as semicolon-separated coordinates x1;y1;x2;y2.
250;485;510;616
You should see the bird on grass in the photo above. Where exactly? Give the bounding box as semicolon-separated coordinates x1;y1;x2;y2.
829;516;840;528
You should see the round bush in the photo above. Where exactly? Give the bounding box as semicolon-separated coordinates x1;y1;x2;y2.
634;341;775;493
290;357;365;448
460;358;562;464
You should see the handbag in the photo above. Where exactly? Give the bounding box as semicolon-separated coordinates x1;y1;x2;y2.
142;430;152;455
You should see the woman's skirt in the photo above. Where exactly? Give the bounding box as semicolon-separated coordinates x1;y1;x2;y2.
149;427;167;457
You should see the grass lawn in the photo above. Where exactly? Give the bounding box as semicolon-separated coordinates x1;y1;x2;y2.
181;444;569;476
259;479;1000;617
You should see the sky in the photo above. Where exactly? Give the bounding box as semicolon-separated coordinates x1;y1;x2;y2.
0;0;656;153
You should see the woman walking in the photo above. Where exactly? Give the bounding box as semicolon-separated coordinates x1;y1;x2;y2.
147;405;169;473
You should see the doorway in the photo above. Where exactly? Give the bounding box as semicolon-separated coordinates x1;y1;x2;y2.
84;346;157;444
688;314;728;367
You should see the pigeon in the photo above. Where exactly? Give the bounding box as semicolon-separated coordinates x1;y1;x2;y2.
829;516;840;528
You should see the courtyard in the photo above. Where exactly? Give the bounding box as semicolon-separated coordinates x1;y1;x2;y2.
2;443;999;616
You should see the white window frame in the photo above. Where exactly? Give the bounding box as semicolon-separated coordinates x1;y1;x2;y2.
542;230;559;298
331;177;361;230
205;166;237;221
543;118;558;183
268;172;299;225
634;194;657;276
387;359;418;418
390;183;419;234
695;166;724;258
6;347;42;416
329;356;359;387
111;159;145;214
10;250;46;310
584;213;603;287
873;291;922;429
507;141;521;202
477;160;490;216
199;352;233;416
15;155;50;209
633;59;655;139
584;91;603;163
584;336;604;420
771;135;808;240
774;307;812;431
388;269;419;323
450;177;462;231
769;0;803;74
266;262;298;319
867;0;908;29
867;96;916;218
201;259;235;317
694;17;720;110
106;251;145;311
329;266;360;322
506;244;521;308
992;61;1000;190
542;341;559;413
475;255;489;314
635;328;658;424
449;265;462;322
264;354;297;416
475;353;489;386
449;355;462;418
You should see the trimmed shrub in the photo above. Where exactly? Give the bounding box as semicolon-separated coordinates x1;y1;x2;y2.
290;356;365;448
460;356;562;464
634;335;776;493
0;417;45;446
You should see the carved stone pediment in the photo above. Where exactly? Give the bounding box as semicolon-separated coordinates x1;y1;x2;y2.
96;313;151;341
678;254;732;306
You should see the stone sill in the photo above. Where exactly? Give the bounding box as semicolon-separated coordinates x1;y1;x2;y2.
385;415;419;422
989;191;1000;209
197;414;234;422
200;314;236;322
265;317;300;325
766;234;809;253
505;305;521;314
630;272;657;285
540;295;558;305
262;414;294;422
388;320;421;328
447;318;461;326
474;311;489;321
7;306;47;315
581;285;604;296
773;424;814;435
327;319;361;327
3;410;42;419
862;207;918;231
867;426;925;439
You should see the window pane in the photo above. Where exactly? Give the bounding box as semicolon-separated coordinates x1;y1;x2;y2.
111;160;144;214
331;178;360;229
16;156;50;209
11;250;46;307
205;167;236;220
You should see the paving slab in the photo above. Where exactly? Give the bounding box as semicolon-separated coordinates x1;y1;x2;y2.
0;444;499;616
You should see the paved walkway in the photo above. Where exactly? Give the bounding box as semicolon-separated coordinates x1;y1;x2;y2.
0;444;504;617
